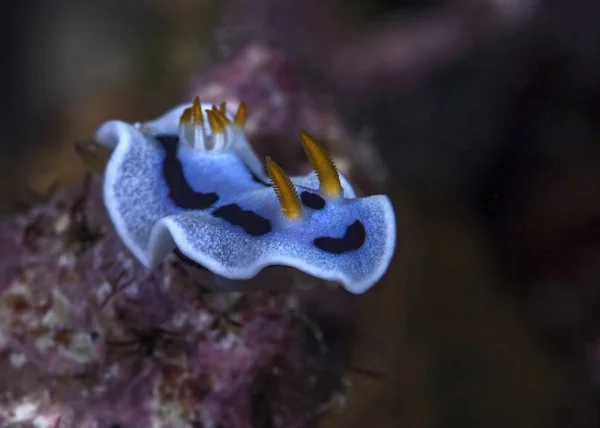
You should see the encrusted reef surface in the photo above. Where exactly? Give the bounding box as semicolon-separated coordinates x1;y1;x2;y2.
0;175;351;428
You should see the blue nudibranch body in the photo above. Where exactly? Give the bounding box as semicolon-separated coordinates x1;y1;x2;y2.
94;97;396;294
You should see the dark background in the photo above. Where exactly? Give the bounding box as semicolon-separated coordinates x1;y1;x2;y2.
2;0;600;426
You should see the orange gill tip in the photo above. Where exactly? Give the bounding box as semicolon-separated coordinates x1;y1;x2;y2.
265;156;302;220
179;107;192;125
210;105;230;123
210;105;228;125
192;96;203;124
299;130;342;197
205;109;225;134
219;101;227;113
234;101;247;128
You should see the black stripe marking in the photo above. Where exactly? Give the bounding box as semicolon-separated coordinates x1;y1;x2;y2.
212;203;272;236
314;220;366;254
156;135;219;210
300;191;326;210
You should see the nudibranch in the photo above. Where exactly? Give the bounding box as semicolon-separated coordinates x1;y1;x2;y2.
92;97;396;294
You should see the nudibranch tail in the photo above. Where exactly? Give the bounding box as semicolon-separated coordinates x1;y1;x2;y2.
265;157;302;220
234;102;247;128
299;130;342;198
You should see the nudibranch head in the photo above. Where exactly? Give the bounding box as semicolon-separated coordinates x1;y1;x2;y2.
92;97;397;294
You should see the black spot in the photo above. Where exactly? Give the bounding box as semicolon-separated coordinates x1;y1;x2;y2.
155;135;219;209
173;248;209;271
300;191;326;209
314;220;366;254
212;204;272;236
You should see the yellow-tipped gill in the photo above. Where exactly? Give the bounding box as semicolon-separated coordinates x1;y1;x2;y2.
179;107;192;124
179;96;204;127
234;102;247;128
205;109;226;134
211;106;231;127
192;96;203;124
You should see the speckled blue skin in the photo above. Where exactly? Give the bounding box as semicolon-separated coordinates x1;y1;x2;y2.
95;103;396;294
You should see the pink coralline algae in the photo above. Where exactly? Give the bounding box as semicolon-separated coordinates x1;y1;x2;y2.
0;175;350;427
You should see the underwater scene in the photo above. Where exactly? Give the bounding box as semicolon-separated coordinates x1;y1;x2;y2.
0;0;599;427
